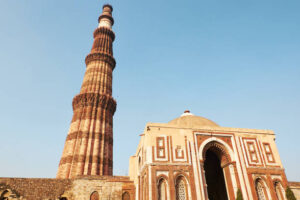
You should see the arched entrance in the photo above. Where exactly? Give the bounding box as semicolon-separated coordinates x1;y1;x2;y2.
90;191;99;200
255;178;267;200
274;181;284;200
122;192;130;200
202;142;232;200
175;176;188;200
157;178;168;200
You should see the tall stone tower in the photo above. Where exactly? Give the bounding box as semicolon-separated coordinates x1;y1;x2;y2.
57;4;116;178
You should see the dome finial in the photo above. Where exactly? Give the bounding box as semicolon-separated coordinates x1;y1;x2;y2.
181;110;194;117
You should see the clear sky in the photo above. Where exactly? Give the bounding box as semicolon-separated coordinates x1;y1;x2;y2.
0;0;299;181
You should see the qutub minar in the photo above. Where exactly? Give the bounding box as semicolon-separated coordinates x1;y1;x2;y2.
0;4;300;200
57;4;116;178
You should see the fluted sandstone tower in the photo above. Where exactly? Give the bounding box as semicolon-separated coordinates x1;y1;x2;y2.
57;5;116;178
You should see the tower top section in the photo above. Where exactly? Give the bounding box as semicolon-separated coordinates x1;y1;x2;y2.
98;4;114;29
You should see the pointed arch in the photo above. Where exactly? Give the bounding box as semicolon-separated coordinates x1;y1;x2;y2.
203;147;229;200
198;137;235;162
122;191;130;200
175;175;189;200
90;191;99;200
273;181;284;200
157;176;169;200
255;178;268;200
202;141;232;167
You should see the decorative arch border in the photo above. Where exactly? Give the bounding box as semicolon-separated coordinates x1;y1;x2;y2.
156;175;170;200
202;141;232;166
253;176;272;200
198;137;235;163
59;191;71;200
90;191;100;200
156;174;170;185
198;137;238;200
122;191;131;200
173;172;192;200
272;179;286;200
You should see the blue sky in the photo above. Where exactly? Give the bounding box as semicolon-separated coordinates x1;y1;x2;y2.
0;0;299;181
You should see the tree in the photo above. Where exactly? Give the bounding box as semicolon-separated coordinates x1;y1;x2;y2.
236;188;243;200
286;186;296;200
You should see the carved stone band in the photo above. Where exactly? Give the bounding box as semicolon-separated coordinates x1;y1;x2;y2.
59;155;113;166
72;93;117;113
85;52;116;69
93;27;115;41
98;14;114;26
66;131;113;143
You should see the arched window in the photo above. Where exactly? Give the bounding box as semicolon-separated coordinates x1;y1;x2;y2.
90;191;99;200
255;179;266;200
122;192;130;200
158;178;168;200
274;182;284;200
175;176;187;200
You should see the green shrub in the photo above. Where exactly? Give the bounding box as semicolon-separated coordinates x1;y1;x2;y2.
286;186;296;200
236;188;243;200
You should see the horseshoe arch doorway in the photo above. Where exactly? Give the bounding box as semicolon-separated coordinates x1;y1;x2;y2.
203;142;231;200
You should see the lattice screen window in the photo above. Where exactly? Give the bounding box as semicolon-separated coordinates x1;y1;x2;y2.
263;143;275;163
274;182;283;200
176;177;187;200
255;181;266;200
156;137;166;158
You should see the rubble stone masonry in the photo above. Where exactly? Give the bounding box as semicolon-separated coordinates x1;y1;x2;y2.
0;176;135;200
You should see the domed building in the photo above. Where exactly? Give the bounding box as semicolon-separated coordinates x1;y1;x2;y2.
129;110;295;199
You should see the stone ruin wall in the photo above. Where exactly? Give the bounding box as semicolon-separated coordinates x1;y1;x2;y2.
0;176;135;200
0;178;72;200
